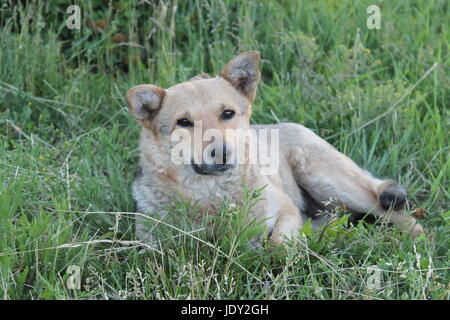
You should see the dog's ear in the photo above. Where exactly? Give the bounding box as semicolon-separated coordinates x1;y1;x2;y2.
126;85;165;121
219;51;261;101
189;73;209;81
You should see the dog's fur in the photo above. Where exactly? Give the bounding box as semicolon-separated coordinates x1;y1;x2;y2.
126;51;424;244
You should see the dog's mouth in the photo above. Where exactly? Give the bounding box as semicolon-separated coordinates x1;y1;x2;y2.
191;163;234;175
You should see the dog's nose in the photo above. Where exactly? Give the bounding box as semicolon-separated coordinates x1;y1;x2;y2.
210;145;228;164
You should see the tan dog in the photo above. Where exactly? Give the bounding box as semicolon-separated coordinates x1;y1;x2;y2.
126;51;424;244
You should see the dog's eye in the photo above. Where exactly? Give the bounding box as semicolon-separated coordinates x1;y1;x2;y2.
221;109;235;120
177;118;193;127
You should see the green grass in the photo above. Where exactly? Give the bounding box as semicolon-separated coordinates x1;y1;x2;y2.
0;0;448;299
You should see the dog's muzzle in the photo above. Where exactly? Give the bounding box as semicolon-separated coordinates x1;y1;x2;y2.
191;163;233;175
191;144;234;175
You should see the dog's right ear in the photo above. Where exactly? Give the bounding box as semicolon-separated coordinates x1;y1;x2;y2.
126;85;165;121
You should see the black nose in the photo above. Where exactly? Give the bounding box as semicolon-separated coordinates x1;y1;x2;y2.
210;145;227;164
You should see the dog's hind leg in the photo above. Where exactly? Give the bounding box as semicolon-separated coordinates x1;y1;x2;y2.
281;123;424;237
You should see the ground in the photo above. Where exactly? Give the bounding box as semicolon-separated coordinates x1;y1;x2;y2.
0;1;448;299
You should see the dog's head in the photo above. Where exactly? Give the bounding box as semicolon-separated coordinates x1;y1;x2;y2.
126;51;261;176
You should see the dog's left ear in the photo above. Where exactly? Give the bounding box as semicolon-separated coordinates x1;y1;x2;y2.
219;51;261;102
126;85;165;121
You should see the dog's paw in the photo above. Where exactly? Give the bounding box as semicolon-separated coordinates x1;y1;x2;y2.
379;181;407;210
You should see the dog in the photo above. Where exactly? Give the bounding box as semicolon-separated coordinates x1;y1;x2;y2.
126;51;424;244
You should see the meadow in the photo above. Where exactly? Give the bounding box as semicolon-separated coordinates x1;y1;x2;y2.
0;0;448;299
